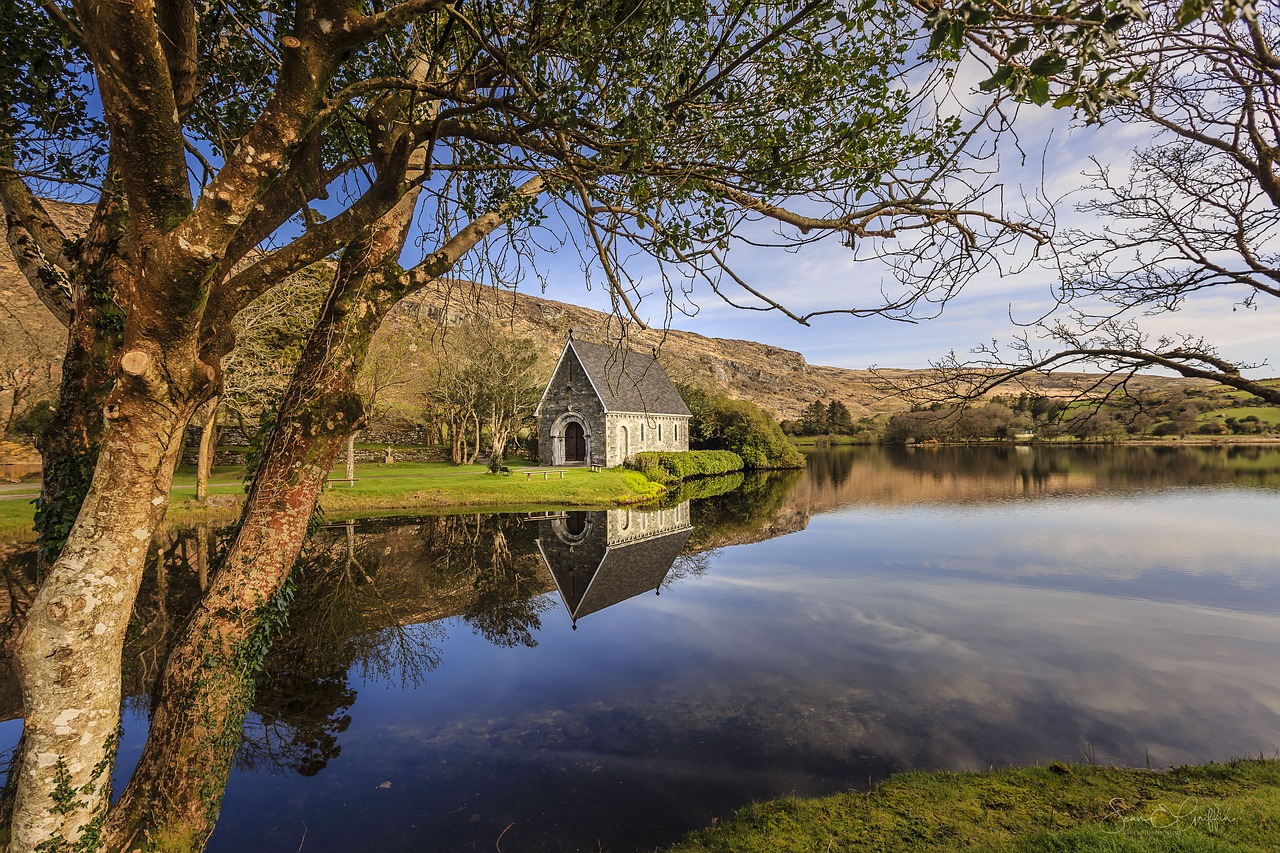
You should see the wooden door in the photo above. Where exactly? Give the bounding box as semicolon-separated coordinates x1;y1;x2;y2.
564;421;586;462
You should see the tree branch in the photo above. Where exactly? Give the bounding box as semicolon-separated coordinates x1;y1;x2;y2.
0;166;73;327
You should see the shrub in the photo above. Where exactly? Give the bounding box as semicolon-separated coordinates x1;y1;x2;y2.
664;471;746;503
726;407;805;469
677;385;805;469
7;400;55;441
628;449;744;484
620;469;666;500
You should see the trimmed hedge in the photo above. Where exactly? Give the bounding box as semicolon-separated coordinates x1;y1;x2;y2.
628;450;744;485
665;471;746;503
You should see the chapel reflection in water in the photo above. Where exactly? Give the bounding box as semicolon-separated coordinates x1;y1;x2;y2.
534;503;694;628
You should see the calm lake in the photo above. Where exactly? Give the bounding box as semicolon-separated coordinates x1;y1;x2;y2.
3;444;1280;851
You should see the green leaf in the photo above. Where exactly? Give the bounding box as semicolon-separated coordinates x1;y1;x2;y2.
1175;0;1208;26
1052;92;1078;108
1223;0;1258;22
978;66;1013;92
1028;52;1068;77
928;15;950;52
1026;76;1051;106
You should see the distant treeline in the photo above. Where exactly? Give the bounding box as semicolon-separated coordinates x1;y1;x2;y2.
787;388;1280;445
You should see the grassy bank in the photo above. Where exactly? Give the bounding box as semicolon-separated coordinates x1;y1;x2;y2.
311;460;663;516
788;434;873;447
0;460;664;538
666;759;1280;852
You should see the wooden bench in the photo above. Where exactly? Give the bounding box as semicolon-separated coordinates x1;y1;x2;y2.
323;478;359;489
498;466;512;476
525;469;567;480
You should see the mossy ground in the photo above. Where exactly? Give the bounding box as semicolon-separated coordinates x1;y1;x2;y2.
665;759;1280;852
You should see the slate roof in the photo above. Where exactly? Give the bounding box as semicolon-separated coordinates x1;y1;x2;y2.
565;338;692;417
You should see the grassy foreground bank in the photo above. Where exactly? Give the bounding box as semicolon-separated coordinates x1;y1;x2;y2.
0;460;664;537
665;759;1280;852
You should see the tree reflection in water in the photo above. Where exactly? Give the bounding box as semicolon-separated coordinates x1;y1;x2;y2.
0;511;586;848
7;445;1280;849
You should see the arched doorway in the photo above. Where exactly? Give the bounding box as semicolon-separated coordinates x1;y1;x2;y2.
564;421;586;462
564;511;588;537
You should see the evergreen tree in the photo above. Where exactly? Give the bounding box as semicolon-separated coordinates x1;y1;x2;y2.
826;400;855;435
800;400;830;435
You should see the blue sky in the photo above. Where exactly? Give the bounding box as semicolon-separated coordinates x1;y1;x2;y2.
524;106;1278;376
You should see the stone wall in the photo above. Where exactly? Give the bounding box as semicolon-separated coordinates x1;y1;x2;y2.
537;350;606;466
602;412;689;467
180;421;451;466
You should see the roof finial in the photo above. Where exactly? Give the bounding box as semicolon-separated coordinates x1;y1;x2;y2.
568;327;574;340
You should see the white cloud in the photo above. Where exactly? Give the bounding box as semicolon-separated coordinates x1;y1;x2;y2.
528;80;1274;378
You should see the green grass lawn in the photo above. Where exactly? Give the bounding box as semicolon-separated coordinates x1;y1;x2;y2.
0;496;36;537
313;460;663;515
0;460;664;539
665;759;1280;852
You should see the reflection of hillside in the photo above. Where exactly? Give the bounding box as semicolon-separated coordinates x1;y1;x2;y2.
794;445;1280;515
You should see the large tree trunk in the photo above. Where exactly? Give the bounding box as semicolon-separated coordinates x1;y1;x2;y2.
2;0;385;843
9;386;197;850
103;202;418;852
102;386;357;850
93;153;540;853
196;397;219;501
32;190;130;571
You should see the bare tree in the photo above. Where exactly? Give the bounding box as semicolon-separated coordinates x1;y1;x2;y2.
424;320;545;464
891;0;1280;407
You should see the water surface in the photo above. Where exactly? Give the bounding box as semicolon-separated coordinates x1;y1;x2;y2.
4;445;1279;851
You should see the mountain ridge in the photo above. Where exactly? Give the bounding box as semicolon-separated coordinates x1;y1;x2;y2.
2;205;1210;426
395;280;1208;421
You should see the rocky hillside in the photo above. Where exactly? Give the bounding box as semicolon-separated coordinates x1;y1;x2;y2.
3;208;1211;426
394;281;1209;421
